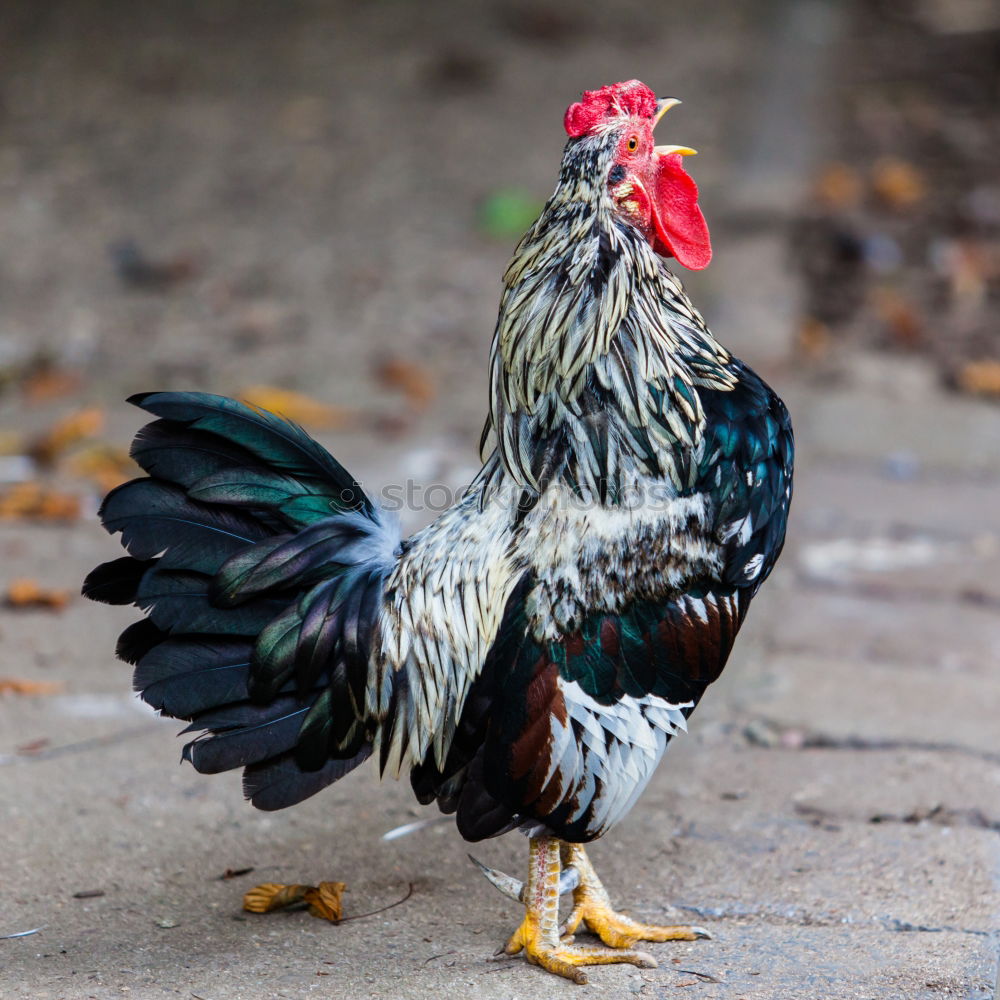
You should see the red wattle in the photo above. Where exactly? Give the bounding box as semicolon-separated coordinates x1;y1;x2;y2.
649;153;712;271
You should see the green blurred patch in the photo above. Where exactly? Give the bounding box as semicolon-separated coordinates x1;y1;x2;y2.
478;189;544;240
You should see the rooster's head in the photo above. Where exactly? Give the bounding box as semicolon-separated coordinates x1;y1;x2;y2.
563;80;711;270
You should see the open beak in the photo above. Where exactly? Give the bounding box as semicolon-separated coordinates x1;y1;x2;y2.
652;97;697;157
653;97;681;127
644;97;712;269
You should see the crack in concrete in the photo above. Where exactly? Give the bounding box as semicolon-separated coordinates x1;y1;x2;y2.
743;720;1000;767
676;902;995;939
799;575;1000;611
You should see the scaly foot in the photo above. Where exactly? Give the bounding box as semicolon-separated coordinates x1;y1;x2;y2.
504;838;655;984
505;911;656;985
560;843;711;949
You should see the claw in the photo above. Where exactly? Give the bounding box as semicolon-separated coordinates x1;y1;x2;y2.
469;854;524;903
468;854;580;903
558;864;581;897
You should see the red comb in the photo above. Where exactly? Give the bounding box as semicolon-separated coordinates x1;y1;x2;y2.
564;80;658;138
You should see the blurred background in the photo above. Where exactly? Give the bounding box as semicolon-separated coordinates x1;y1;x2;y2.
0;0;997;509
0;0;998;521
1;2;998;997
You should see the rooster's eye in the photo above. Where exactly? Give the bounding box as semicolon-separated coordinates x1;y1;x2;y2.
626;135;639;153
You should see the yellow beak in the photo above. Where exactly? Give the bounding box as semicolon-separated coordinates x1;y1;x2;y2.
653;97;681;127
652;98;696;155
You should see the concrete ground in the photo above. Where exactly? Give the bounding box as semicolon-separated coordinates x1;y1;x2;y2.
1;2;998;998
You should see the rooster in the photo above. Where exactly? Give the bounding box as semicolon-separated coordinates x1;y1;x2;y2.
84;80;793;983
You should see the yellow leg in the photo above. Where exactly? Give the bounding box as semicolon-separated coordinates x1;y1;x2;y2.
504;836;657;984
560;842;710;948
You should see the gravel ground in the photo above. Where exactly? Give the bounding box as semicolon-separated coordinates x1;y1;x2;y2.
1;3;998;998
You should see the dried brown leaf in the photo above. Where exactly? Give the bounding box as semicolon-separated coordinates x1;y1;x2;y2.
303;881;345;923
871;158;927;209
0;677;64;696
0;431;26;456
30;407;105;465
812;162;863;209
872;288;923;348
374;358;436;411
243;882;310;913
243;880;346;923
5;578;71;610
65;444;138;493
22;369;82;404
796;316;831;360
239;386;355;430
0;482;81;521
957;359;1000;398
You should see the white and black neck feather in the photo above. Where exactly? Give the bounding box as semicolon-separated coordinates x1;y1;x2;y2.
477;132;737;510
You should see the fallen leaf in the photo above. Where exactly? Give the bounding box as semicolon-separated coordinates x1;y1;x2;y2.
0;482;81;521
796;316;831;360
0;677;64;696
21;368;82;404
0;431;26;456
243;880;345;923
243;882;311;914
871;158;926;209
956;359;1000;397
872;288;923;348
374;358;436;411
304;881;345;922
5;578;71;610
65;444;137;493
812;162;863;209
30;407;105;465
239;386;355;430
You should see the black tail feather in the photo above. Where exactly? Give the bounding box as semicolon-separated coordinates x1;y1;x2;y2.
244;744;373;811
116;619;168;665
134;567;288;635
83;556;157;605
182;698;310;773
135;638;253;718
129;391;369;516
86;390;399;810
131;418;259;489
100;478;270;572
